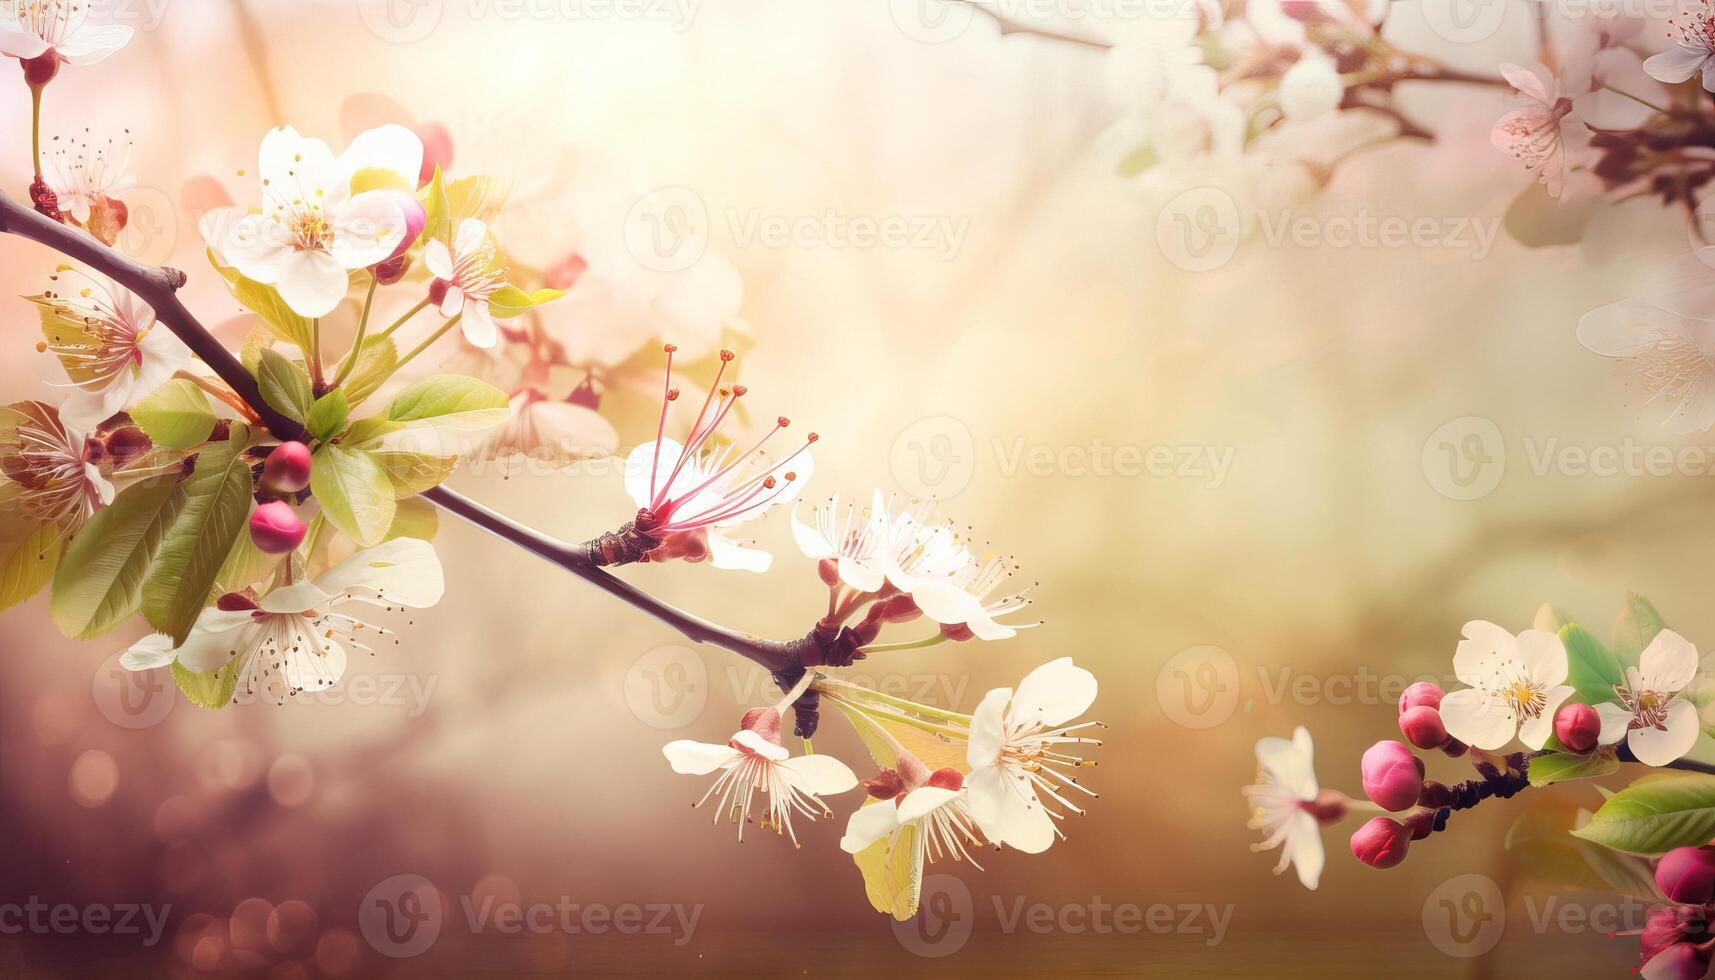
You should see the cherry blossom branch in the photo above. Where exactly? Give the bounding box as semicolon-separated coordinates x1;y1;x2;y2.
0;187;806;678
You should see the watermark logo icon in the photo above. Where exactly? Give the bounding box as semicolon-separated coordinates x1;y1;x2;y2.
1157;187;1242;272
1422;416;1505;501
624;187;710;273
91;651;174;729
1423;873;1505;958
1422;0;1507;45
1155;645;1240;729
892;874;974;957
889;0;976;43
360;873;443;958
890;415;975;499
625;645;708;729
357;0;444;44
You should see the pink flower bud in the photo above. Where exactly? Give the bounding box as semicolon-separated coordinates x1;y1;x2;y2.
1554;702;1601;755
1360;740;1425;812
925;767;964;791
1642;943;1713;980
1350;817;1412;869
415;122;454;187
1398;681;1444;714
263;441;313;494
1657;847;1715;905
1643;906;1707;966
1398;705;1450;750
249;501;306;554
371;190;426;265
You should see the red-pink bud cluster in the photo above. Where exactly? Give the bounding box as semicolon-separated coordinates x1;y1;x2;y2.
1394;682;1467;756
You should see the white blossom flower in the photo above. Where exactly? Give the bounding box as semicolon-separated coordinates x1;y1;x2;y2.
623;348;814;572
965;658;1101;854
1643;7;1715;93
45;130;134;227
119;539;444;702
216;125;423;318
1579;254;1715;433
840;767;987;876
1438;621;1575;751
790;490;893;592
1279;55;1344;123
0;0;132;65
425;218;508;349
1242;726;1325;890
871;498;1033;641
1491;63;1590;198
476;388;618;477
1596;629;1703;766
0;399;111;533
33;269;190;430
663;706;858;844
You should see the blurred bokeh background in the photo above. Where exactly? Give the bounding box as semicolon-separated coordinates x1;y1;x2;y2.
3;0;1713;975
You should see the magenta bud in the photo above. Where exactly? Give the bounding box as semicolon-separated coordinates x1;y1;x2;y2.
1398;705;1450;751
415;122;454;188
1554;703;1602;755
1398;681;1444;714
1360;740;1425;812
1657;847;1715;905
1643;906;1707;965
249;501;306;554
1642;943;1713;980
1350;817;1412;869
263;441;313;493
372;191;426;266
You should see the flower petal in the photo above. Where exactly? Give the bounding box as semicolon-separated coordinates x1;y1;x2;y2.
730;728;790;761
662;739;738;775
967;687;1012;769
1439;687;1519;750
840;801;901;854
1521;685;1575;750
1286;810;1324;890
1453;620;1516;686
1641;629;1700;693
1628;700;1702;766
275;249;350;318
1644;46;1710;85
1515;629;1569;686
777;754;859;795
897;786;961;823
1010;657;1098;728
330;191;407;269
460;299;498;350
56;23;133;64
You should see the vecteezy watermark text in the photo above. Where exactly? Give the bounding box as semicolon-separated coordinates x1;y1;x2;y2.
0;899;170;948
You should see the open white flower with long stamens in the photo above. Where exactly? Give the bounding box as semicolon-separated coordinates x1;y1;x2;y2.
1243;727;1325;890
1578;254;1715;433
32;268;190;430
840;761;987;882
623;346;815;572
1644;5;1715;93
965;658;1101;854
663;704;858;845
216;124;422;318
1438;621;1575;751
426;218;508;348
118;539;444;702
0;0;132;65
1596;629;1703;766
0;399;111;533
46;131;133;241
873;498;1033;641
791;490;892;592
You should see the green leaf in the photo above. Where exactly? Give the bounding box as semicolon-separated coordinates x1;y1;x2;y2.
131;379;217;450
487;285;563;319
0;519;61;613
171;657;243;709
1503;180;1597;248
1506;798;1660;901
1117;144;1157;177
1561;624;1625;706
370;450;458;498
50;474;185;639
256;349;314;425
141;435;255;645
310;444;396;547
307;389;351;443
210;251;318;351
1571;774;1715;854
212;523;275;597
421;170;511;245
340;335;398;407
386;374;509;430
1614;593;1669;668
1529;747;1622;787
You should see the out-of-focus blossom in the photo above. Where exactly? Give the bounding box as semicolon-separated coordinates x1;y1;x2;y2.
119;539;445;701
1491;62;1591;198
426;218;508;348
476;388;618;476
32;268;190;429
0;0;132;67
1243;726;1325;889
45;131;134;244
1278;55;1343;122
1578;248;1715;433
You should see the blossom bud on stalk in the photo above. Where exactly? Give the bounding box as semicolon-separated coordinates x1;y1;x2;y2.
1553;702;1601;755
1656;847;1715;905
1642;906;1709;966
1398;681;1443;714
1398;705;1449;751
22;52;60;88
1350;817;1412;869
249;501;307;554
1642;943;1713;980
263;441;313;494
1360;741;1425;812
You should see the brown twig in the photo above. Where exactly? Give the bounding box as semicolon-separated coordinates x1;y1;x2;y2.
0;188;805;676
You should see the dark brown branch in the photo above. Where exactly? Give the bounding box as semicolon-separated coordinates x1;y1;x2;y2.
0;188;805;677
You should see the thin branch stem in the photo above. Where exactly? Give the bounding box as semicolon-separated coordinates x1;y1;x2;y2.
394;314;461;372
377;297;430;340
30;84;42;177
331;272;378;388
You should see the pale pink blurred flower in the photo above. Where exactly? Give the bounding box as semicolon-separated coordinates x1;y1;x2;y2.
1644;4;1715;93
1491;62;1591;198
426;218;507;349
0;0;131;65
